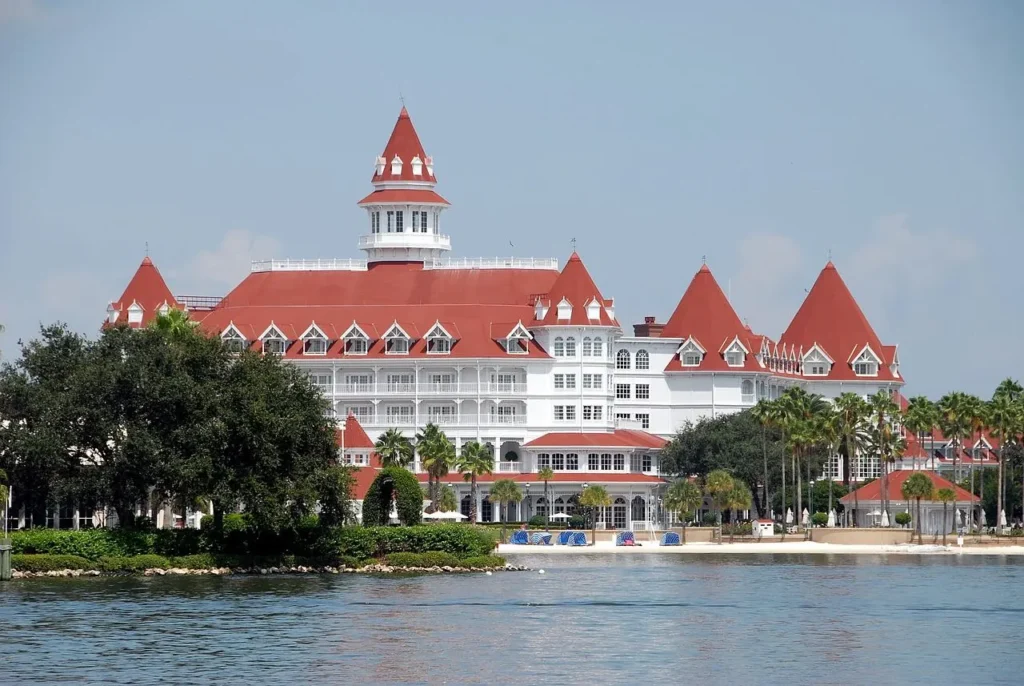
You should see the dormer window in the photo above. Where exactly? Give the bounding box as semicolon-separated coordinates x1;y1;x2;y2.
426;322;453;355
504;322;531;355
534;299;549;321
261;324;287;355
586;299;601;322
853;348;879;376
384;322;411;355
302;323;328;356
682;352;702;366
678;338;705;367
556;297;572;321
221;325;247;353
802;345;832;377
411;155;423;176
106;304;119;324
127;301;143;325
425;156;433;176
375;156;386;176
390;155;403;176
342;322;369;356
157;302;170;316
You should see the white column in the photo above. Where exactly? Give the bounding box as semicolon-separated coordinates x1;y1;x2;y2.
476;492;483;523
493;494;501;523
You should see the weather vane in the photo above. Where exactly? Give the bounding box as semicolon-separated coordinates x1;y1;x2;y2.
571;237;577;251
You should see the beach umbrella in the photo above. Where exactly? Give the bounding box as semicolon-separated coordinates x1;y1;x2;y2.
785;508;794;524
881;510;890;527
980;509;987;527
422;510;467;521
550;512;572;520
956;509;964;528
801;508;809;526
1000;510;1008;528
827;510;836;528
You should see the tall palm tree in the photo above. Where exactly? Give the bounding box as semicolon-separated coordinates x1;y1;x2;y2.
750;399;775;518
988;390;1020;528
814;404;840;518
457;440;493;523
938;392;974;533
904;396;938;471
869;390;901;524
148;308;196;339
579;484;612;545
664;478;702;543
488;479;523;543
418;424;455;512
936;487;956;545
726;480;753;543
963;394;988;531
901;472;935;544
375;428;414;468
834;392;870;526
780;387;828;530
705;469;734;544
537;466;554;526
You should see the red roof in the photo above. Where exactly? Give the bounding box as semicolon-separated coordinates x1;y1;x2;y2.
357;189;449;206
661;263;764;373
839;470;978;504
372;107;435;183
109;256;178;327
534;252;618;327
336;413;374;449
523;429;667;449
779;261;900;382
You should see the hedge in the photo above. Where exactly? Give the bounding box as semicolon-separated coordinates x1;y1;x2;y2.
10;528;204;559
11;554;93;572
98;555;171;572
459;555;506;569
336;525;497;560
362;467;423;526
385;551;461;568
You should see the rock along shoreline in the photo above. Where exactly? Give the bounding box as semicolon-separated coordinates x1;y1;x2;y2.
11;563;532;579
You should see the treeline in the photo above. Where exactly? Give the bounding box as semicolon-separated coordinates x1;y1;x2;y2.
0;312;351;532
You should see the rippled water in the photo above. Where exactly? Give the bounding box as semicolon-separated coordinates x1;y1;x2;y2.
2;554;1023;685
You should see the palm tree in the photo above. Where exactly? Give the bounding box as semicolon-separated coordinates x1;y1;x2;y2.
989;391;1019;529
726;480;753;543
814;404;840;519
579;485;612;545
834;393;870;514
664;478;702;543
780;388;828;530
869;390;901;524
936;487;956;545
417;423;455;512
148;308;196;339
537;466;554;526
457;440;493;523
904;396;938;471
964;394;988;531
938;392;974;533
901;472;935;544
437;485;458;513
750;399;775;518
488;479;523;543
705;469;734;544
375;428;414;468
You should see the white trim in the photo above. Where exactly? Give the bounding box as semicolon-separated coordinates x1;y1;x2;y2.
341;321;371;341
258;322;287;341
221;323;245;341
676;337;706;355
300;321;328;340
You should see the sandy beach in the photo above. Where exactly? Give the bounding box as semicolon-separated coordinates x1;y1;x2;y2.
498;540;1024;556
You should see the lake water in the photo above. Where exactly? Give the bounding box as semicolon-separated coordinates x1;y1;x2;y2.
2;554;1023;685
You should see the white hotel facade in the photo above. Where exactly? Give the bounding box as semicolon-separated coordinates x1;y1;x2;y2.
106;108;906;528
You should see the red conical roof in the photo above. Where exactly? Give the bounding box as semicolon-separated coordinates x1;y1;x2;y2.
337;413;375;449
535;252;617;326
110;256;178;327
371;107;435;183
779;261;897;380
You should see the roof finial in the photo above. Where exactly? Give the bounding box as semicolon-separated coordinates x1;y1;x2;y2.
571;237;577;252
702;255;706;265
827;248;832;261
145;241;149;258
399;93;405;108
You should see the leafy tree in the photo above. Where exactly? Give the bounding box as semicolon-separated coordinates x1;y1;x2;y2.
938;392;976;533
868;390;903;525
437;485;458;513
579;484;611;545
725;479;752;542
456;440;493;523
834;392;870;522
362;466;423;526
936;488;956;545
663;478;702;543
901;472;935;544
488;479;522;543
904;396;938;471
375;429;414;468
537;466;554;525
704;469;734;543
417;423;452;510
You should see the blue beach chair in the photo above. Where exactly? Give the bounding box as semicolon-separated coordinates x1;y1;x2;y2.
510;530;529;545
557;530;575;545
530;532;552;545
567;531;588;546
615;531;636;546
661;531;681;546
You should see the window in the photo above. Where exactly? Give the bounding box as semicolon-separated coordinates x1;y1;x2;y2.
554;406;565;421
741;380;754;403
593;337;603;357
554;374;565;390
616;384;631;399
595;375;603;389
565;374;576;389
386;373;413;391
642;454;653;472
261;328;286;355
345;336;368;355
127;303;143;324
635;349;649;370
386;337;409;355
636;384;650;400
565;337;577;357
726;350;744;367
552;453;565;470
222;327;246;353
566;453;579;470
371;211;380;233
682;352;702;366
588;453;599;470
303;326;328;355
616;349;631;369
412;211;420;232
420;211;427;232
636;413;650;429
428;405;457;423
601;453;612;470
426;324;452;355
583;405;593;420
582;374;593;389
553;337;565;357
614;453;625;470
853;350;878;376
345;405;371;420
395;210;404;233
386;405;413;420
566;405;576;420
387;210;394;232
582;337;592;357
616;413;630;421
308;373;332;393
583;405;603;421
538;453;550;469
390;156;402;175
613;498;627;528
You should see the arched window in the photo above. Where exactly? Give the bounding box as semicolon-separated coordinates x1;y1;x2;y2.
565;337;577;357
535;497;549;519
616;349;631;369
582;337;592;357
553;497;566;515
592;337;603;357
631;495;646;523
612;497;627;529
741;380;754;403
553;337;565;357
635;349;649;370
461;494;472;519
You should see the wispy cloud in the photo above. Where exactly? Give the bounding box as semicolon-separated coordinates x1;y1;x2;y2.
176;229;281;294
729;232;807;338
0;0;42;25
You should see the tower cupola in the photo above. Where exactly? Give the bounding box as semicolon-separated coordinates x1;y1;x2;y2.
357;107;451;263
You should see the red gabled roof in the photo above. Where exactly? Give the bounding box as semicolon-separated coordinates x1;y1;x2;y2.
523;429;667;449
357;189;449;206
779;261;899;382
337;413;374;449
371;107;435;183
534;252;618;327
661;264;762;372
336;414;380;499
109;256;178;327
839;470;978;504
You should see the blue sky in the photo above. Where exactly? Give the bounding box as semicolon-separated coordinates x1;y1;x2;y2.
1;0;1021;397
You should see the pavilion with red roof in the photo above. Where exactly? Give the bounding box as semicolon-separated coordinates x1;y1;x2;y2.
840;471;978;535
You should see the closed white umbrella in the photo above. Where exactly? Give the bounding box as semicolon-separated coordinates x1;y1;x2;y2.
785;508;794;524
956;509;964;528
881;510;890;527
827;510;836;528
1000;510;1008;528
981;509;987;528
801;508;809;526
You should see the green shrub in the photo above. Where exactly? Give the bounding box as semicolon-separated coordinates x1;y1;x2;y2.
98;555;170;572
528;515;547;527
569;515;586;529
362;467;423;526
168;554;218;569
336;525;497;559
811;512;829;527
11;554;93;572
895;512;912;527
385;551;461;568
338;555;360;569
358;558;376;568
460;555;506;569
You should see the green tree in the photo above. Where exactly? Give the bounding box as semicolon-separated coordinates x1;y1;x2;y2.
489;479;523;543
725;479;753;542
362;466;423;526
901;472;935;544
437;485;458;513
749;399;777;520
579;484;612;546
988;387;1021;527
417;424;454;512
374;428;414;468
704;469;734;543
834;392;870;524
779;387;828;530
904;396;938;471
868;390;903;525
147;308;197;340
457;440;493;523
936;487;956;545
663;478;703;543
537;466;554;526
938;392;976;533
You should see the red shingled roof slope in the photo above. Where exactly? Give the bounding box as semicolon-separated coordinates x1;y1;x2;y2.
337;413;374;449
372;107;435;183
524;429;667;449
358;189;449;205
109;257;178;327
534;252;618;327
839;470;977;504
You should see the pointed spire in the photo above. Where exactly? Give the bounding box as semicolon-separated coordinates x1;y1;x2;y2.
662;262;745;344
372;107;434;183
110;256;177;327
537;251;616;326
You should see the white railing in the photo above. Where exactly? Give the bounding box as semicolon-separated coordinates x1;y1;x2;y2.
496;461;524;473
176;295;222;309
358;233;451;249
382;383;416;394
424;257;559;270
480;382;528;395
251;258;368;272
421;383;460;395
359;413;528;428
332;382;526;396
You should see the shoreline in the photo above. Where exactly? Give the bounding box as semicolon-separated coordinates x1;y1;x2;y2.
10;562;526;579
498;540;1024;556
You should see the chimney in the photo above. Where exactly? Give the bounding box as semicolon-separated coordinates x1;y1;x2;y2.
633;316;664;338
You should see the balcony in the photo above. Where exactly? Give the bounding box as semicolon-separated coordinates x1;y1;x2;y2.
495;461;526;473
358;233;452;251
359;413;527;429
332;382;526;396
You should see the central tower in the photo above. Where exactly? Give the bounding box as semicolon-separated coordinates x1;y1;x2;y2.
357;107;451;263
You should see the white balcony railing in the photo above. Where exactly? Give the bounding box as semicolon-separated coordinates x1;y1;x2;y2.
424;257;559;271
358;233;452;250
332;382;526;396
251;258;368;272
496;461;525;473
359;413;527;428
